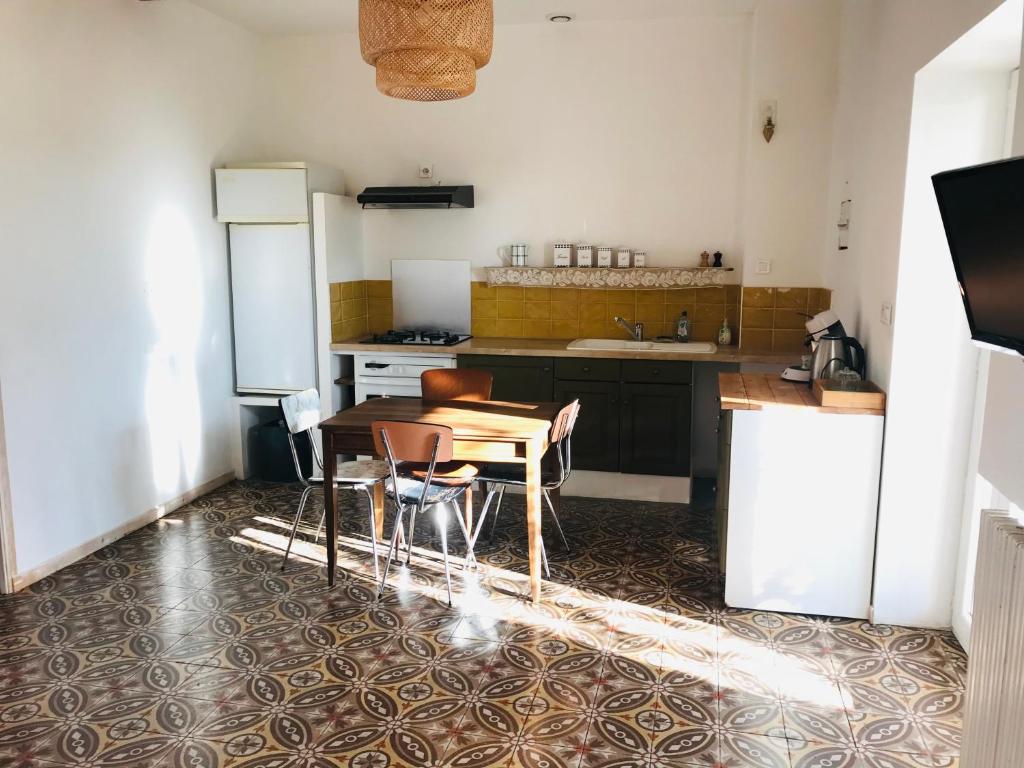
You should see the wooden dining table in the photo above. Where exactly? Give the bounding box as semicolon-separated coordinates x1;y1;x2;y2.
319;397;562;603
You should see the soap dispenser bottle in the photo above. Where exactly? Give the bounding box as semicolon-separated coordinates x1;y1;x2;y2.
718;318;732;346
676;311;690;342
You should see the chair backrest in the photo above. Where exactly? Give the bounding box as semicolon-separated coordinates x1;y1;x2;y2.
548;399;581;485
372;421;454;508
279;389;323;482
280;389;321;435
421;369;493;402
549;399;580;444
371;421;454;463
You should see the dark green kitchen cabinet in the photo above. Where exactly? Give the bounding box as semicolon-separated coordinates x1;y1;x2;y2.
552;379;620;471
459;353;692;477
456;355;554;402
619;382;692;477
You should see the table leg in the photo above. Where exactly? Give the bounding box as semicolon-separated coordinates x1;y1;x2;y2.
325;448;337;587
373;481;385;542
525;438;543;603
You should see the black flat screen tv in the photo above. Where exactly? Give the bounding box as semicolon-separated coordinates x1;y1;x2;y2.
933;156;1024;356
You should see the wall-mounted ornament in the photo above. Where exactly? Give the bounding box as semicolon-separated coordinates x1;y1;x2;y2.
759;99;778;144
838;199;851;251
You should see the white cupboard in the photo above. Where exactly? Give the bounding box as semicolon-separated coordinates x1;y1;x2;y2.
215;168;310;223
717;379;884;620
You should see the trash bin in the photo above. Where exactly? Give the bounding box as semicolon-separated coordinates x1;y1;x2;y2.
250;420;313;482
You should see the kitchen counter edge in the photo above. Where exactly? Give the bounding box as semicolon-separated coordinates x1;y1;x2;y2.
330;337;795;364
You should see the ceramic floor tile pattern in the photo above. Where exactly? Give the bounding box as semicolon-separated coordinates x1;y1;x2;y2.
0;482;965;768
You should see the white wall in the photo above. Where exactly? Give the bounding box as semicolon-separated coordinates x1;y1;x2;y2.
741;0;841;287
979;354;1024;505
0;0;258;577
825;0;1023;628
978;61;1024;511
872;66;1012;628
824;0;1008;389
244;4;840;284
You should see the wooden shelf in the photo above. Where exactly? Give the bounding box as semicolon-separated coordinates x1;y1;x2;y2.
486;266;734;290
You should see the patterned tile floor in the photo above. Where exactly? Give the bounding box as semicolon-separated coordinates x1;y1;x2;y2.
0;481;965;768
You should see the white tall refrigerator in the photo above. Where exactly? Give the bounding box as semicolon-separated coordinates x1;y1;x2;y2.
228;222;317;393
215;163;360;409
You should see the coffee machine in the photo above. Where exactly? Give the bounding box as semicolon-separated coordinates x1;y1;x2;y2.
781;310;866;383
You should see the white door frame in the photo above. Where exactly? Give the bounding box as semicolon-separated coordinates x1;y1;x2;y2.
0;381;17;593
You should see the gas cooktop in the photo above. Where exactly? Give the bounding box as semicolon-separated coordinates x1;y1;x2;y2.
360;330;472;347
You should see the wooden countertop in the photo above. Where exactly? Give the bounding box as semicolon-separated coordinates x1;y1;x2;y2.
330;336;795;365
718;373;885;415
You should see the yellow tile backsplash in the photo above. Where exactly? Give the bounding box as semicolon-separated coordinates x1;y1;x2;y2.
332;278;824;349
330;280;369;342
471;281;739;342
739;287;832;353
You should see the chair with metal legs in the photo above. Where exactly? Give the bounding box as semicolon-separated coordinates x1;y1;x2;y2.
419;368;493;552
372;420;477;606
466;400;580;574
420;369;493;402
279;389;391;576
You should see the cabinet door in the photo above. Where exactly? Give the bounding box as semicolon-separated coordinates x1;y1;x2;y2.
457;356;554;402
620;383;692;476
216;168;309;223
553;380;620;472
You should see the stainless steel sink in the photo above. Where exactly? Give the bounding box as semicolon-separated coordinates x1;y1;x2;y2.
567;338;718;354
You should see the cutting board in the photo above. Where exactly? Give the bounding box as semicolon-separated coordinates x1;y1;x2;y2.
813;379;886;411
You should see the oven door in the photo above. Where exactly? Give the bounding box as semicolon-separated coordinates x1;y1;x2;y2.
354;377;423;404
353;353;455;404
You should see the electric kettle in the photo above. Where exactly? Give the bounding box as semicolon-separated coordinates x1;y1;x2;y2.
810;334;866;381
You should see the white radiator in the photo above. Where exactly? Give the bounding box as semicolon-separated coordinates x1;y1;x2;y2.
961;510;1024;768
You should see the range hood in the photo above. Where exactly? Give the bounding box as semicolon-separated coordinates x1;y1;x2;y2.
356;185;474;209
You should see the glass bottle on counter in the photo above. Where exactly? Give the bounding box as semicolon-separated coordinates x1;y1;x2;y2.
676;311;690;342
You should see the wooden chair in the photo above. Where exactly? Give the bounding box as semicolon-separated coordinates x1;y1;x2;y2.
467;400;581;574
279;389;390;576
421;368;493;401
372;420;477;605
419;367;493;545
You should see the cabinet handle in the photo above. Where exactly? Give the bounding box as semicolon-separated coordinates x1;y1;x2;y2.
582;366;590;372
652;369;660;375
542;367;551;372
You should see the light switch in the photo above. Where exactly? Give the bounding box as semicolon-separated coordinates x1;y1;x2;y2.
881;302;893;326
756;260;772;275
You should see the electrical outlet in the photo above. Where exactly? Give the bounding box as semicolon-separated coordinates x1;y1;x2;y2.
756;260;772;275
418;164;433;179
881;302;893;326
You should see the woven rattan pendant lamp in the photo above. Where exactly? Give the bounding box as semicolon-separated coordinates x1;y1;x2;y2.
359;0;493;101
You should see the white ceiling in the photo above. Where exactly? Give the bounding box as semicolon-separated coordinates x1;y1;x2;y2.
189;0;757;37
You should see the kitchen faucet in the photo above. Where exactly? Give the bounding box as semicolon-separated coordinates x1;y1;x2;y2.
614;316;644;342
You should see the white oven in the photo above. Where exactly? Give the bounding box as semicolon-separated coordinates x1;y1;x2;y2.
354;352;457;404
